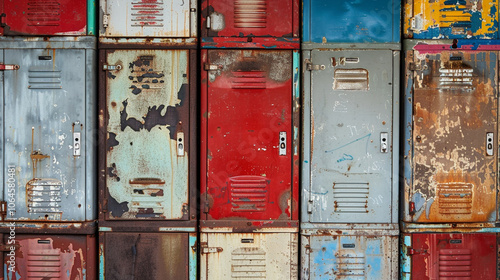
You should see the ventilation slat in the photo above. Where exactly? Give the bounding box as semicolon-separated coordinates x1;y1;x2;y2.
333;184;369;213
27;0;60;25
27;179;62;214
334;69;369;90
230;176;269;212
336;253;366;278
131;0;164;27
234;0;267;28
232;247;266;279
438;183;473;214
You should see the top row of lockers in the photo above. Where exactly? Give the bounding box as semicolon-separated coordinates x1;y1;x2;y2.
2;0;499;42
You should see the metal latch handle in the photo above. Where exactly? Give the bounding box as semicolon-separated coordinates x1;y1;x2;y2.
103;64;122;71
0;64;20;70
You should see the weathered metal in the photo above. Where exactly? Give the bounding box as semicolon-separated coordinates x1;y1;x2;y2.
200;49;299;224
99;231;196;280
0;0;94;35
99;48;197;228
2;234;96;280
301;229;398;280
302;48;400;225
401;232;497;280
403;40;498;224
200;0;299;48
302;0;401;44
404;0;499;39
99;0;197;38
200;231;298;279
0;37;96;228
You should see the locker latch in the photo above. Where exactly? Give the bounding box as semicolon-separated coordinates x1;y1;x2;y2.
73;122;82;157
103;64;122;71
0;244;19;252
486;132;494;156
279;132;286;156
0;201;7;219
204;64;222;71
200;243;223;254
407;248;426;255
380;132;388;153
0;64;19;71
408;62;421;71
305;59;325;71
103;14;110;28
177;132;185;157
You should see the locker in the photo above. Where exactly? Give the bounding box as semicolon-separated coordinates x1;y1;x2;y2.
302;49;400;224
302;0;400;44
301;230;398;280
200;232;298;280
403;41;498;223
0;0;94;35
3;234;96;280
99;231;197;280
100;49;196;224
99;0;197;38
402;233;497;280
0;37;96;223
404;0;499;39
200;49;300;221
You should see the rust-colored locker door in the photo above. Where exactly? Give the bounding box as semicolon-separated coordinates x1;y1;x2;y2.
1;0;87;35
104;50;190;221
202;0;297;38
3;234;96;280
411;49;498;223
411;233;497;280
203;50;294;220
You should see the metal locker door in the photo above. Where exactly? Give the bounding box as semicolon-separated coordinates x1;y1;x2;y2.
101;0;196;38
404;0;499;39
307;49;396;224
104;49;190;221
410;50;497;223
3;48;89;222
203;49;294;221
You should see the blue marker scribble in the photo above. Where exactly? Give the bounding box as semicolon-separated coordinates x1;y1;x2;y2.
325;133;371;154
337;153;354;163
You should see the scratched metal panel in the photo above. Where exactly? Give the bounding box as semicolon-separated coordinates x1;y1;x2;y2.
201;49;295;221
302;0;400;44
100;0;196;38
0;0;88;35
102;232;191;280
404;0;499;39
410;48;498;223
302;233;397;279
4;234;96;280
410;233;497;280
200;232;298;280
104;49;190;221
305;50;397;224
2;45;95;222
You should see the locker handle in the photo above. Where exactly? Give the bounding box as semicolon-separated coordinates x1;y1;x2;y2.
177;132;185;157
486;133;494;156
129;178;165;185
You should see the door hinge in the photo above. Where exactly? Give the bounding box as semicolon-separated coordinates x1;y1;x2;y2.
408;62;421;71
102;199;108;213
307;200;313;213
407;248;426;255
204;64;222;71
203;201;209;213
305;59;325;71
0;64;19;71
103;14;110;28
200;243;223;254
103;64;122;71
0;244;19;252
206;15;211;29
0;201;7;219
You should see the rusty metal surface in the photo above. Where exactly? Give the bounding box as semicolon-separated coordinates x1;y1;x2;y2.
200;232;298;279
3;234;96;280
405;43;498;223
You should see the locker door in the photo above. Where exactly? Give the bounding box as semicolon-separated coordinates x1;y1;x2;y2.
204;49;293;220
102;0;194;37
1;0;87;35
104;50;190;220
3;48;87;221
308;50;395;223
411;50;497;223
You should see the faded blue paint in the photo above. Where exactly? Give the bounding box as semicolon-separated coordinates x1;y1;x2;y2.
188;233;197;280
99;243;105;280
303;0;400;44
401;235;411;280
99;227;113;232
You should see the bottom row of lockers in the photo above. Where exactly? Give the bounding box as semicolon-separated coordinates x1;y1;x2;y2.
1;232;498;279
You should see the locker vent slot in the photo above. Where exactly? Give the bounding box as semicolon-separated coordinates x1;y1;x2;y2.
131;0;165;27
231;247;266;279
234;0;267;29
333;184;369;213
28;69;62;89
229;176;268;212
335;253;366;279
231;71;266;89
439;68;474;91
129;181;165;218
437;183;473;214
439;3;471;30
27;246;62;279
333;69;369;90
27;178;62;213
27;0;61;26
439;249;472;278
129;57;166;94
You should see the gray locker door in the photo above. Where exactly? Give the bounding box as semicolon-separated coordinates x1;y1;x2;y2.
309;49;394;223
3;48;87;221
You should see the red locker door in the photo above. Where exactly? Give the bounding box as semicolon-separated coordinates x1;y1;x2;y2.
411;233;497;280
201;49;294;221
1;0;87;35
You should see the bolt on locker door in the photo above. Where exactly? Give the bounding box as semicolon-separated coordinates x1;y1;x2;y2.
203;49;295;221
410;49;498;223
200;232;298;280
404;0;499;39
3;48;90;222
104;49;190;221
306;49;397;224
100;0;197;38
